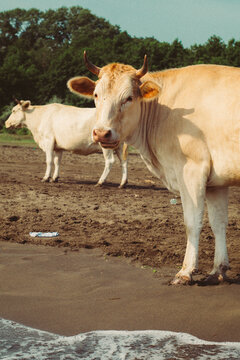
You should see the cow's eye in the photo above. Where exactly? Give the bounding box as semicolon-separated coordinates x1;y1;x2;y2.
94;93;98;99
121;96;133;107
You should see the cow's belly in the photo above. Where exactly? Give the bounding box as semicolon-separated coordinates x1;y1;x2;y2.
208;149;240;186
55;140;100;155
208;164;240;186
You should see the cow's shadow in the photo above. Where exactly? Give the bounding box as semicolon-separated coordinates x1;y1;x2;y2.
63;179;167;191
195;275;240;286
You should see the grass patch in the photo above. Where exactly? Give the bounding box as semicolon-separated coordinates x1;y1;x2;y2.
0;133;36;147
0;133;138;152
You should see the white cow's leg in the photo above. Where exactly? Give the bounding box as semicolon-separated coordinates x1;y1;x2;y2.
42;143;54;182
52;150;63;182
172;162;208;285
115;143;128;188
205;187;229;282
96;148;115;186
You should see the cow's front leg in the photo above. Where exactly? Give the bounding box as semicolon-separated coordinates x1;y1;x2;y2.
171;162;208;285
201;187;229;284
96;148;115;186
115;143;128;188
51;150;63;182
171;204;204;285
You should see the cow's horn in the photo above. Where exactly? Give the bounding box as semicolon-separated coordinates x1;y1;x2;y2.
13;97;20;104
84;51;101;76
136;55;148;78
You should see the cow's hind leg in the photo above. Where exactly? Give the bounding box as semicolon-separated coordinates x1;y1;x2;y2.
202;187;229;284
171;161;208;285
115;143;128;188
96;148;115;186
51;150;63;182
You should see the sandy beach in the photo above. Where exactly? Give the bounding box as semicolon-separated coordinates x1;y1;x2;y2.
1;145;240;344
0;240;239;343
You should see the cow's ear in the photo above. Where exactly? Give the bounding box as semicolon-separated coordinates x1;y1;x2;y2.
67;76;95;98
21;100;31;110
139;81;160;101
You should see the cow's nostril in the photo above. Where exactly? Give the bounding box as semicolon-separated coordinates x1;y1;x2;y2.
104;130;111;138
93;129;112;141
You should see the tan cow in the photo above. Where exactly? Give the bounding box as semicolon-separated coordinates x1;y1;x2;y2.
5;101;128;187
67;52;240;285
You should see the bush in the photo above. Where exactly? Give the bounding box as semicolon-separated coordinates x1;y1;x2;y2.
0;103;14;129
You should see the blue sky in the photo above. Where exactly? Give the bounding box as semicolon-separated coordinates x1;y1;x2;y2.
1;0;240;47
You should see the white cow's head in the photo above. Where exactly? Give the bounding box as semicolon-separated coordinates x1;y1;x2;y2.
67;52;160;148
5;100;31;128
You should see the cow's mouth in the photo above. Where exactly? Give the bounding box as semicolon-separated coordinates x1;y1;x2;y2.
100;140;120;149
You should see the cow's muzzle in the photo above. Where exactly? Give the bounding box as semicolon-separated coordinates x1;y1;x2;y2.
93;129;119;149
5;121;11;128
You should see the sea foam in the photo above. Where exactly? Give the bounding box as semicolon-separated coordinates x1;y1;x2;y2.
0;318;240;359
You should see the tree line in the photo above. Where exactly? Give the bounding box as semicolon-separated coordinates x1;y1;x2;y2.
1;6;240;130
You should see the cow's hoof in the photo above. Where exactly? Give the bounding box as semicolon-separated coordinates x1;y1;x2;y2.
118;182;128;189
51;177;59;183
197;265;229;286
95;182;103;187
170;275;192;285
197;273;227;286
119;181;128;189
41;178;50;183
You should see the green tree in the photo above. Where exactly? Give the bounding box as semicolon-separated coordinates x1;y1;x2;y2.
1;6;240;131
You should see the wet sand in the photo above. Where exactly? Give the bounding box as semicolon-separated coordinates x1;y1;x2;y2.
0;241;239;342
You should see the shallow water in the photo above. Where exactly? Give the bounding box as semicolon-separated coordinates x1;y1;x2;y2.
0;318;240;360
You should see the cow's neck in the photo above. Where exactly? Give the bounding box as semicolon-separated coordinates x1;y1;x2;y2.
24;106;41;134
127;100;166;180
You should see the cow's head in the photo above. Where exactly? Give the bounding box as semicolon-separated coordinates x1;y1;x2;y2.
67;52;160;148
5;100;31;128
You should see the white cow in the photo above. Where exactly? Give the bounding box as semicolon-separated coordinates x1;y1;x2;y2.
5;101;128;187
67;52;240;285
